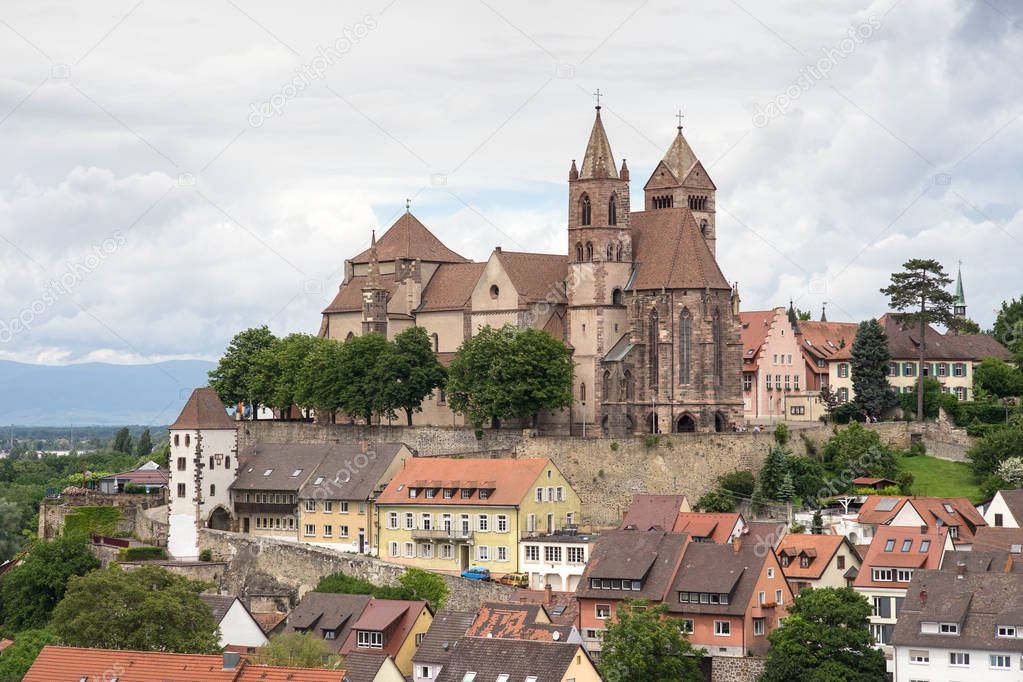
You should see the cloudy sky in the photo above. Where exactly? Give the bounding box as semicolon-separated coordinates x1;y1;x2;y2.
0;0;1021;366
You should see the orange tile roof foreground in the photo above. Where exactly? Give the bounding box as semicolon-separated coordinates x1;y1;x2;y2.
673;512;742;543
376;457;551;506
24;646;346;682
776;533;849;579
854;526;949;590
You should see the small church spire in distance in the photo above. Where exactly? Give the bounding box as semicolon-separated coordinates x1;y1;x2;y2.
593;88;603;110
676;108;684;131
405;198;411;214
820;302;828;323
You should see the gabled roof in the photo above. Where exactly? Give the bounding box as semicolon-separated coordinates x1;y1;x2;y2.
493;250;569;305
285;592;372;653
902;497;986;544
629;208;730;291
853;525;948;589
798;320;858;362
233;444;333;493
974;526;1023;552
941;549;1023;574
340;599;429;658
418;262;486;311
341;651;392;682
466;602;573;642
322;272;399;314
740;310;777;368
577;530;688;602
878;314;1012;361
434;637;589;682
776;533;853;580
376;457;552;507
857;495;910;525
298;443;407;500
200;594;239;624
579;108;618;180
620;494;690;531
98;468;169;486
170;387;235;430
350;212;468;264
413;609;475;665
674;512;742;543
667;540;773;615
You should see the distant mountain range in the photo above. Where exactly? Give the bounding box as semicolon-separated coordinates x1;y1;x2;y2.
0;359;217;426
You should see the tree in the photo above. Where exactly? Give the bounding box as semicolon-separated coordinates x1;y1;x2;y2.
958;318;982;334
993;296;1023;358
447;326;513;427
694;488;737;513
881;259;958;421
248;333;319;417
851;319;896;419
796;308;812;321
773;423;790;448
778;473;796;502
259;632;337;668
968;416;1023;478
382;327;447;426
898;377;943;420
975;357;1023;399
337;333;394;423
757;446;790;501
818;385;840;422
208;325;278;406
111;427;132;454
50;565;219;653
811;510;824;534
0;498;31;562
821;422;898;480
717;469;755;498
0;534;99;631
787;456;826;502
762;587;886;681
398;567;449;611
297;336;346;421
0;629;56;682
598;601;704;682
997;457;1023;488
134;428;153;458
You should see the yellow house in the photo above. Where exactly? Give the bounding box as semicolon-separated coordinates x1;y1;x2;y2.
375;457;581;575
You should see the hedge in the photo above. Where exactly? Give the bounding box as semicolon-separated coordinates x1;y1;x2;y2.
64;506;122;537
118;546;167;561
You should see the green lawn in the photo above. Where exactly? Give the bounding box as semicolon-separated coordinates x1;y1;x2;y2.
898;454;984;503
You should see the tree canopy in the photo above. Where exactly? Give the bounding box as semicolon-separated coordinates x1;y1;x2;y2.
598;601;704;682
762;587;886;681
50;565;220;653
258;632;337;668
851;319;895;419
134;427;153;457
111;427;132;454
968;413;1023;479
821;422;898;480
208;325;278;406
974;356;1023;399
377;327;447;426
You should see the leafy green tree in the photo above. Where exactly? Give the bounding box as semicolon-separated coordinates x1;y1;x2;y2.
974;357;1023;399
773;423;790;447
447;326;513;427
134;428;153;458
716;469;755;498
398;567;449;611
50;565;219;653
0;534;99;631
968;415;1023;478
898;377;943;420
259;632;337;668
599;601;704;682
111;427;132;454
997;457;1023;488
297;336;346;421
957;318;982;335
151;442;170;469
757;446;790;501
993;296;1023;358
208;325;278;406
337;333;394;423
0;498;31;562
248;333;319;417
821;422;898;480
787;456;826;502
0;629;56;681
818;385;840;422
694;488;737;513
762;587;886;681
851;319;896;419
501;328;574;426
881;259;958;421
381;327;447;426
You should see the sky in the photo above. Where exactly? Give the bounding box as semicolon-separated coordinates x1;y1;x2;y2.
0;0;1021;366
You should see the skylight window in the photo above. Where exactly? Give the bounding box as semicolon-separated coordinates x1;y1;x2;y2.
901;539;912;552
263;469;273;476
875;498;899;512
291;469;303;477
920;539;931;552
943;503;955;513
313;477;324;485
884;539;895;552
461;673;477;682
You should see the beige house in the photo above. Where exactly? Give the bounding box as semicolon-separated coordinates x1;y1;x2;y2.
775;533;861;594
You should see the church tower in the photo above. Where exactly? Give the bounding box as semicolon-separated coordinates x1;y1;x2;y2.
643;117;717;255
361;231;388;336
953;263;967;322
567;101;632;434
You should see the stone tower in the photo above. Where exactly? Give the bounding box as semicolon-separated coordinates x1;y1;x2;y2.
566;105;633;433
361;230;388;336
643;122;718;255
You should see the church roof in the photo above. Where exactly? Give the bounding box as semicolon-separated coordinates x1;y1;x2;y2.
170;387;234;430
350;212;468;264
579;109;618;180
495;250;569;304
322;272;399;314
628;208;730;291
418;262;486;312
660;129;700;183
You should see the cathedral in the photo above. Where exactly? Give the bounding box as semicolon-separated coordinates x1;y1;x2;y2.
319;105;743;435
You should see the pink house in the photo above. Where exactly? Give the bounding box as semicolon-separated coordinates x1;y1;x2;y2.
740;307;803;421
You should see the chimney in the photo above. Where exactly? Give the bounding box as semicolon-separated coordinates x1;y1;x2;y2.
222;652;241;670
732;536;742;555
956;561;967;579
544;583;553;606
495;246;502;253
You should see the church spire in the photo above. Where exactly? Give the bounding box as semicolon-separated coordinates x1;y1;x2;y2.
660;124;699;183
953;261;967;321
579;105;618;180
820;302;828;323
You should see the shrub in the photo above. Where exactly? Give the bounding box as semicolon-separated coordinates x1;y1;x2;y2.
790;522;806;534
717;469;755;498
774;423;790;447
694;489;737;513
643;434;660;448
831;402;866;424
119;546;167;561
63;506;122;537
199;549;212;562
609;440;619;452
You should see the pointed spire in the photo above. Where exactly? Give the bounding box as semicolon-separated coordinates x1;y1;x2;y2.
569;159;579;182
787;299;801;334
661;125;699;182
820;302;828;323
954;262;966;307
620;158;629;181
366;230;381;287
579;108;618;180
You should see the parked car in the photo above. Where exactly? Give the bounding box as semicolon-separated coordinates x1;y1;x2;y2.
461;567;491;581
498;572;529;588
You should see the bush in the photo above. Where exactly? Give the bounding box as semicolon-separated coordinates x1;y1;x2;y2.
119;546;166;561
63;506;122;537
717;469;755;498
694;489;737;513
199;549;212;562
831;402;866;424
643;434;660;448
774;423;790;447
609;440;619;452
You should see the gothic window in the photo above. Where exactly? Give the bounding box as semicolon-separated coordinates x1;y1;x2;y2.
585;242;593;262
431;333;439;352
616;242;623;261
580;194;591;226
346;332;355;341
648;307;659;391
575;242;584;261
712;308;724;386
612;288;623;306
606;242;614;260
580;382;586;402
602;370;611;400
624;370;634;400
608;194;617;226
679;308;692;385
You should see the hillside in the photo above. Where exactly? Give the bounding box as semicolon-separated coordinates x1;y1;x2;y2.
0;359;217;426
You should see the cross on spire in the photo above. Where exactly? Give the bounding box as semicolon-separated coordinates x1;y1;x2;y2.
593;88;603;110
676;109;684;131
405;197;410;213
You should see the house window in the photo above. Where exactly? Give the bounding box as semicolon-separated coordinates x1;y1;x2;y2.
421;543;434;558
766;375;772;390
953;362;966;377
679;308;692;385
580;383;586;402
595;605;610;620
477;545;489;561
838;363;849;378
525;545;539;562
497;546;508;561
585;242;593;262
904;362;916;376
404;542;414;557
357;631;383;649
477;514;489;532
496;515;508;532
889;362;899;376
949;652;970;666
339;525;348;537
753;618;765;636
535;488;543;502
580;194;591;226
712;310;723;385
995;513;1004;527
743;374;753;391
388;512;398;529
441;544;453;559
388;542;399;557
323;525;332;537
837;555;845;569
679;619;694;634
775;589;782;603
177;483;186;498
425;488;435;499
908;650;929;663
304;524;315;537
997;626;1017;637
322;501;333;513
896;569;913;582
568;546;586;563
461;489;472;499
940;623;959;634
209;484;216;496
608;194;618;226
714;621;730;636
405;513;415;530
177;457;186;471
544;546;562;563
648;307;659;389
872;568;893;582
304;500;315;513
421;513;432;530
527;514;536;533
174;434;179;446
990;654;1011;669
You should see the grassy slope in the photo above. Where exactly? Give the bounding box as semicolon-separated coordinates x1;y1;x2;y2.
898;454;983;503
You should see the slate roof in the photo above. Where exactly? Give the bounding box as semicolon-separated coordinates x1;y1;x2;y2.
233;444;335;492
620;494;689;531
577;530;688;602
376;457;551;507
996;489;1023;525
418;262;487;311
340;651;390;682
494;250;569;305
298;443;407;500
350;212;468;264
974;526;1023;552
667;540;769;616
413;609;475;665
170;387;235;430
892;570;1023;652
434;637;588;682
285;592;372;653
940;550;1023;574
629;208;730;291
200;594;238;624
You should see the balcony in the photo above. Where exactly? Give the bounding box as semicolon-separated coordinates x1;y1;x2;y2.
234;502;296;515
410;528;474;542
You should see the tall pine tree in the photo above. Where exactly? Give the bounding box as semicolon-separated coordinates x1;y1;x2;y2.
851;319;895;419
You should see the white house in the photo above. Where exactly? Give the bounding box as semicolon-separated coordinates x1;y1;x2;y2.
200;595;268;652
983;489;1023;529
519;530;594;592
168;387;238;558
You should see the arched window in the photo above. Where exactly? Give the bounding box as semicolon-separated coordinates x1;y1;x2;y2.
431;333;439;352
624;370;634;400
608;194;617;226
712;308;723;386
345;331;355;341
602;370;611;400
612;288;623;306
580;382;587;402
606;242;614;260
648;307;659;390
580;194;591;226
575;242;584;261
679;308;692;385
585;242;593;262
616;242;623;261
700;219;709;236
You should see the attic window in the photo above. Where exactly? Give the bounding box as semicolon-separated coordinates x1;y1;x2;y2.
462;674;477;682
920;539;931;552
489;285;499;299
943;503;955;513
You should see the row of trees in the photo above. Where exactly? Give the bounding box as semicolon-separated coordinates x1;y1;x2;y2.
209;324;574;428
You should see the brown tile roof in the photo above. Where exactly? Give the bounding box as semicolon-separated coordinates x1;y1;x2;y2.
510;589;579;626
23;646;346;682
170;387;235;430
298;443;407;500
350;212;467;264
743;521;788;550
465;602;573;642
798;320;858;361
629;208;730;291
413;609;475;665
893;570;1023;653
776;533;852;580
620;494;690;531
940;549;1023;574
418;262;486;311
340;600;429;659
252;611;288;634
856;495;910;525
376;457;551;507
577;530;688;602
200;594;239;624
494;250;569;305
878;314;1011;361
667;539;775;616
853;526;949;589
285;592;372;653
673;512;742;543
579;109;618;180
659;129;700;183
945;333;1014;361
234;444;332;493
322;272;399;314
974;526;1023;552
740;310;777;368
434;637;588;682
904;497;986;544
99;468;169;486
340;651;390;682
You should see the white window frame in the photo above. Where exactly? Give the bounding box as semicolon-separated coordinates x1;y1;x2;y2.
303;524;315;537
357;630;383;649
388;541;399;557
477;545;490;561
304;500;315;513
595;604;611;620
496;514;508;533
714;620;731;636
388;512;398;529
477;514;489;532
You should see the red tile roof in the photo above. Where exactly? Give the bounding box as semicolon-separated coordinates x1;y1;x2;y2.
170;387;235;430
673;512;742;543
620;494;690;531
252;611;288;634
629;208;730;291
853;526;948;589
466;602;572;642
418;262;487;311
350;212;467;264
857;495;910;525
376;457;551;506
494;250;569;305
740;310;777;368
776;533;851;579
340;599;429;659
322;271;400;314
